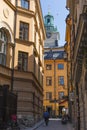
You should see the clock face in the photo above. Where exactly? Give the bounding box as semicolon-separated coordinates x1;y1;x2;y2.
46;32;52;38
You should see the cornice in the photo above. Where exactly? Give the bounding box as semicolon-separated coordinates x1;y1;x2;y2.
15;38;33;46
17;7;34;17
4;0;16;11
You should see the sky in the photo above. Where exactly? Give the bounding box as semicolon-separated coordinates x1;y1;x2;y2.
40;0;69;46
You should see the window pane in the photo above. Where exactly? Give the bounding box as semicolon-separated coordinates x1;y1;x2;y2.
23;58;28;71
0;54;6;65
58;64;64;69
18;51;28;71
58;92;64;99
46;92;52;100
46;77;52;86
58;76;64;85
46;64;52;70
0;29;7;66
21;0;29;9
19;22;29;41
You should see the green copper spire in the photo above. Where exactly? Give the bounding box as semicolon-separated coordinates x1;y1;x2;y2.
44;13;57;32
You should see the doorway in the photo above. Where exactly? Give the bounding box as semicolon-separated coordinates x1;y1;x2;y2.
46;106;52;117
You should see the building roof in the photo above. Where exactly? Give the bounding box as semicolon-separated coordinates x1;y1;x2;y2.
44;50;67;60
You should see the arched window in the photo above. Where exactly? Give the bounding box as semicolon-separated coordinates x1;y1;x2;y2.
0;29;7;65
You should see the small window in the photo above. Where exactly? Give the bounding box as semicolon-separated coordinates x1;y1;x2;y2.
46;64;52;70
19;21;29;41
58;76;64;85
46;92;52;100
21;0;29;9
18;51;28;71
58;92;64;99
46;77;52;86
58;64;64;69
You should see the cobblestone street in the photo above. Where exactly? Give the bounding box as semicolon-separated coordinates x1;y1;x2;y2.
21;118;74;130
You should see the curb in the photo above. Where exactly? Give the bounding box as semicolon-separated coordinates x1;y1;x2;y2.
32;121;44;130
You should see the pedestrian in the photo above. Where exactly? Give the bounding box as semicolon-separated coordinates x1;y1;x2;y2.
43;111;49;126
11;114;17;126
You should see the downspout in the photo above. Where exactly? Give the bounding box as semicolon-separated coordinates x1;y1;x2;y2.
54;59;56;117
11;0;17;92
67;52;70;117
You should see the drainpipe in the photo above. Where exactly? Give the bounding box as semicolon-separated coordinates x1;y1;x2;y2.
54;59;56;117
11;0;17;92
67;52;70;117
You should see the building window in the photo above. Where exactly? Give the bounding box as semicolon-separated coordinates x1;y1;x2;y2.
19;22;29;41
46;92;52;100
55;40;58;46
46;77;52;86
58;64;64;69
58;76;64;85
0;29;7;65
18;51;28;71
21;0;29;9
46;64;52;70
58;92;64;99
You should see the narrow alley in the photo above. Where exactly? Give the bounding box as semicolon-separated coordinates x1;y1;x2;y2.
35;119;73;130
0;0;87;130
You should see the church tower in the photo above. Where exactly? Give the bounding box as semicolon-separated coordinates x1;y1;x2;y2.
44;12;60;48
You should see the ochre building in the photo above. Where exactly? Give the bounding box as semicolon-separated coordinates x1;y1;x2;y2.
0;0;45;122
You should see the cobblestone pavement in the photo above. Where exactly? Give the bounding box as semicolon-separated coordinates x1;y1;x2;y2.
21;118;74;130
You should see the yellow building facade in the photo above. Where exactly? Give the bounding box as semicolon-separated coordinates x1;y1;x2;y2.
44;47;68;117
0;0;45;122
43;12;68;117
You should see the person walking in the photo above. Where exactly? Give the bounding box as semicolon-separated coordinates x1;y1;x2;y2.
43;111;49;126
